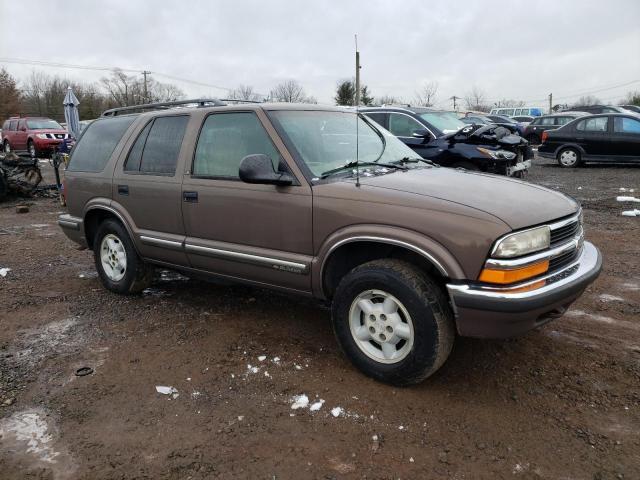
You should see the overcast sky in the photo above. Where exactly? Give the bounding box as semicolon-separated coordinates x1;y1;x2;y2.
1;0;639;107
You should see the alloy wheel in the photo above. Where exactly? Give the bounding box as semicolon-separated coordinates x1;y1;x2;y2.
100;234;127;282
348;289;414;364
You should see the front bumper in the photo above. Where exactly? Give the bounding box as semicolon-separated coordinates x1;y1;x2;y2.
446;241;602;338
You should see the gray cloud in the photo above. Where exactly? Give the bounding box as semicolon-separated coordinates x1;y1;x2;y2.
1;0;639;106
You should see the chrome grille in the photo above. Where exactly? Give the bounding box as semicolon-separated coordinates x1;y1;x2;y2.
549;248;580;272
550;219;579;246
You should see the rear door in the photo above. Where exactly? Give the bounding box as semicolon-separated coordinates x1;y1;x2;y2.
111;113;192;265
612;116;640;160
574;116;610;156
15;119;28;150
181;110;313;292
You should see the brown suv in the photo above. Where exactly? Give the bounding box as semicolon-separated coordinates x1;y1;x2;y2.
58;100;602;386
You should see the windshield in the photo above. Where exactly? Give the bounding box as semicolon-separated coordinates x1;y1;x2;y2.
419;112;465;132
270;110;421;178
26;119;64;130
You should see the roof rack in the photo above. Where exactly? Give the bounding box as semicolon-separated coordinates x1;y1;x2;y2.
218;98;263;104
101;98;227;117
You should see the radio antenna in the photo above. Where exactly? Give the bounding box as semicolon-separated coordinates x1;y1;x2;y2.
355;34;361;188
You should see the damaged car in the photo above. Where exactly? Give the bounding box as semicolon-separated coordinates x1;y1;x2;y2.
361;106;532;177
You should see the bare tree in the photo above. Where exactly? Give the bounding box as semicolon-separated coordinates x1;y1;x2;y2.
622;90;640;106
0;68;22;120
464;86;489;112
270;80;308;103
573;95;602;107
414;81;438;107
376;95;402;105
229;84;261;102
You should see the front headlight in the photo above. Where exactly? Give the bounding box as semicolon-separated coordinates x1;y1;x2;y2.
36;133;50;139
492;226;550;258
477;147;517;160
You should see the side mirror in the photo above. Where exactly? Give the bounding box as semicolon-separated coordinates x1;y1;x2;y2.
239;154;293;186
412;129;429;138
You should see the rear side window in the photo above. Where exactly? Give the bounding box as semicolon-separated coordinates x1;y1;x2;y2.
556;117;572;126
192;112;280;178
614;117;640;133
9;120;17;131
576;117;608;132
124;115;189;175
67;116;135;172
540;117;557;126
388;113;423;137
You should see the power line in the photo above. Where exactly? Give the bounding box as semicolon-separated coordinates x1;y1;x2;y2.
0;56;263;95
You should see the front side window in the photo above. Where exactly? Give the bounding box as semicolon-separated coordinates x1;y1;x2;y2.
68;116;136;172
124;115;188;175
576;117;608;132
270;110;420;178
193;112;281;178
614;117;640;133
388;113;424;137
556;117;572;126
541;117;557;126
365;112;387;128
419;112;464;133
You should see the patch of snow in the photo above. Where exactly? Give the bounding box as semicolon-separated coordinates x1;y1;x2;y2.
291;394;309;410
409;457;414;463
309;399;325;412
621;282;640;291
247;364;259;374
331;407;344;417
264;371;270;377
0;410;60;463
156;386;179;399
513;463;529;474
619;187;635;192
294;364;302;370
191;391;201;399
272;356;280;363
30;224;50;228
616;196;640;203
258;355;266;362
398;425;405;430
0;267;11;277
598;294;624;302
237;415;244;421
621;209;640;217
566;309;615;324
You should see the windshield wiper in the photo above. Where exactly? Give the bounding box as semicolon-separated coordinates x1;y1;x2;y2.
320;161;407;179
393;156;437;166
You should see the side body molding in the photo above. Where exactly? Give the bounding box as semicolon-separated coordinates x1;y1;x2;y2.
312;224;466;298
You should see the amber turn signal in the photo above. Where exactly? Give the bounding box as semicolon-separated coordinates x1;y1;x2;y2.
478;260;549;284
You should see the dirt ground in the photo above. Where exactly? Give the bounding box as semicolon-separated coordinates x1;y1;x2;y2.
0;156;639;479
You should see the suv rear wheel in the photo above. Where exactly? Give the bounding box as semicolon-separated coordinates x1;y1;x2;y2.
331;259;455;386
93;219;153;294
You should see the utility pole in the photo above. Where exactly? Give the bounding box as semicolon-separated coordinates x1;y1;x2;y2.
450;95;459;111
549;93;553;113
355;35;361;107
142;70;151;104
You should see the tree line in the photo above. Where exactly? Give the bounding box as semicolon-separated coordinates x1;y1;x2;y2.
1;67;639;124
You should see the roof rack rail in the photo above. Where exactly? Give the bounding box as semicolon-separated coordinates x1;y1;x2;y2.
101;98;227;117
218;98;263;104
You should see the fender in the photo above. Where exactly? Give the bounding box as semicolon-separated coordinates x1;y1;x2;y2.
83;198;142;255
312;224;466;298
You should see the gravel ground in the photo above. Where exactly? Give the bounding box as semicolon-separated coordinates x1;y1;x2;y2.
0;156;639;479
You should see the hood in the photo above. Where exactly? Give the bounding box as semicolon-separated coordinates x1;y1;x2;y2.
356;167;578;230
32;129;68;134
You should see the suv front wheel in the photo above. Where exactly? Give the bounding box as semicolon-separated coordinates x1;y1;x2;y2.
93;219;153;294
331;259;455;386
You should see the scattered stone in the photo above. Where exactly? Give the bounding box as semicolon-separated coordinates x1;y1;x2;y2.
16;205;29;214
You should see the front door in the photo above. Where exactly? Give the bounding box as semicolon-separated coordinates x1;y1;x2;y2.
111;114;192;266
387;112;435;158
15;119;28;150
574;116;610;156
181;110;313;293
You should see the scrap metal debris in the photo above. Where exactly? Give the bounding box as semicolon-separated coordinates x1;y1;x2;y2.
0;152;43;201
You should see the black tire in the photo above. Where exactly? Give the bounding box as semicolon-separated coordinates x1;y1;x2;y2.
331;259;455;386
0;174;7;201
451;161;480;171
556;147;581;168
93;219;153;294
27;140;36;158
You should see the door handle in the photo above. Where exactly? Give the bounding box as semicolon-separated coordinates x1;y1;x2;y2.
117;185;129;195
183;191;198;202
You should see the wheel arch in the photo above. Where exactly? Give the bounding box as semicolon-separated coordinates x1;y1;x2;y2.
554;143;586;157
83;204;139;254
315;227;466;300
